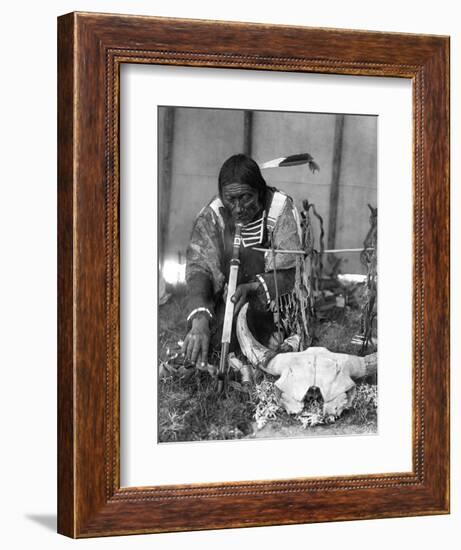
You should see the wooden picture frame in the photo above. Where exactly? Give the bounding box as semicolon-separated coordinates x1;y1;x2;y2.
57;12;450;537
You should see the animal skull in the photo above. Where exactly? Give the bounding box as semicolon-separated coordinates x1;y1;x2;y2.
236;303;377;418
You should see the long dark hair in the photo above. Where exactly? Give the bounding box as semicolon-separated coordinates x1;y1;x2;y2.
218;154;267;200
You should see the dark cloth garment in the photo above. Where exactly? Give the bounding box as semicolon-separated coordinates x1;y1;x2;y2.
185;187;302;348
209;269;296;352
210;296;274;352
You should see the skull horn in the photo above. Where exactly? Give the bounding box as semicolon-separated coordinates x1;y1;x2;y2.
236;303;378;380
342;352;377;379
236;303;275;372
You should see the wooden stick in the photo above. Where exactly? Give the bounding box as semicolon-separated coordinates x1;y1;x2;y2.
252;247;374;255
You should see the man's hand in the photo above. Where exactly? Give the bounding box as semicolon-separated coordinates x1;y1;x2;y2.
181;315;210;366
231;282;260;316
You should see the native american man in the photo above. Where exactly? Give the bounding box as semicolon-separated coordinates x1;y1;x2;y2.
182;154;305;367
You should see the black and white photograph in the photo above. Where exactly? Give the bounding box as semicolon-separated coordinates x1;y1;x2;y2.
157;106;378;442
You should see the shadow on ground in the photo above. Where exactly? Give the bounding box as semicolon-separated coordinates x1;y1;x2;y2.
25;514;57;532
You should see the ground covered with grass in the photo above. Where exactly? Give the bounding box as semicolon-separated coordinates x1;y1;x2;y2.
158;284;377;443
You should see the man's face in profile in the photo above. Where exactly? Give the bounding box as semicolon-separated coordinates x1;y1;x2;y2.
221;182;262;225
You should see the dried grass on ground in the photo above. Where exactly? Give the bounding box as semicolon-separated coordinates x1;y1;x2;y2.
158;284;377;443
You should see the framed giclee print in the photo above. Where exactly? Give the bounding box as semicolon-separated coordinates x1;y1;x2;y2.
57;12;450;537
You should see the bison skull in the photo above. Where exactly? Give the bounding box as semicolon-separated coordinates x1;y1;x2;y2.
236;303;377;418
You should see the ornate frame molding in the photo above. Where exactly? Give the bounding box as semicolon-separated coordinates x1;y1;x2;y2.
58;12;449;537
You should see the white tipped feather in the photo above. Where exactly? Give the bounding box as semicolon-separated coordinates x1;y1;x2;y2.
259;157;285;169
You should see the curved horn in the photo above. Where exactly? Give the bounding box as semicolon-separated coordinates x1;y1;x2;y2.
346;352;377;379
236;303;271;367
